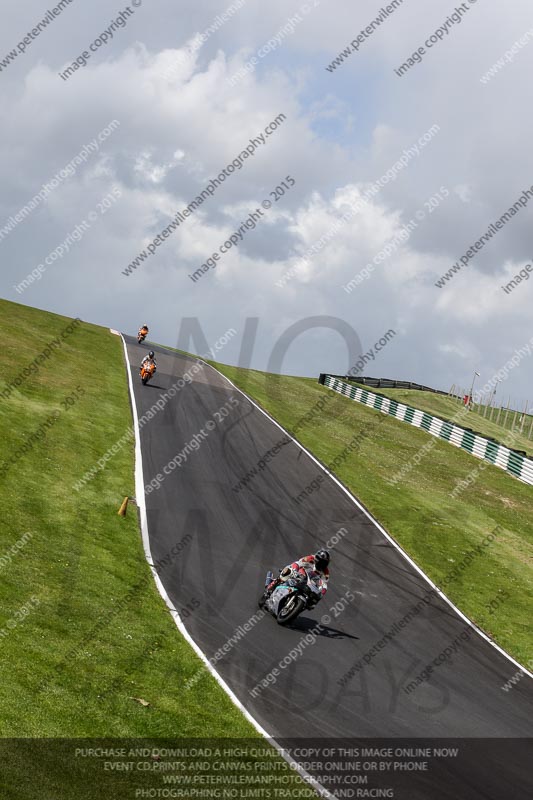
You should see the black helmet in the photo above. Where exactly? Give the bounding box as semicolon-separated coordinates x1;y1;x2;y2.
149;350;155;358
143;324;149;329
314;549;330;570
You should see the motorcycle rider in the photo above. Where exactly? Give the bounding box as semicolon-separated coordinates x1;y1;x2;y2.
138;324;149;342
140;350;157;375
263;549;330;603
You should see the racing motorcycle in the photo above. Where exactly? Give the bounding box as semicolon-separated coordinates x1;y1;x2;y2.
258;567;324;625
138;327;149;344
140;362;156;385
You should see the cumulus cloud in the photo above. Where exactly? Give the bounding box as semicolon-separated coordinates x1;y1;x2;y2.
0;0;532;400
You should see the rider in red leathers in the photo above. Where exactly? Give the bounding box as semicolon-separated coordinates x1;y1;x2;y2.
263;549;330;603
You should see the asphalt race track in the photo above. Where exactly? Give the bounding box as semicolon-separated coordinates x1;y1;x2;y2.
124;336;533;799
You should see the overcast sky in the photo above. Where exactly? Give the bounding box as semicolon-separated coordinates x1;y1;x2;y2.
1;0;532;405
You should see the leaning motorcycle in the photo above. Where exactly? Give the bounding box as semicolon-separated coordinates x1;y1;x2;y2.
140;362;156;385
259;568;324;625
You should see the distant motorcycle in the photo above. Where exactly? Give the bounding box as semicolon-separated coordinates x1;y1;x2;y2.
140;362;156;385
138;326;149;344
259;568;324;625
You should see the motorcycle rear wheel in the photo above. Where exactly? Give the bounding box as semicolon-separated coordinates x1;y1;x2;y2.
276;595;305;625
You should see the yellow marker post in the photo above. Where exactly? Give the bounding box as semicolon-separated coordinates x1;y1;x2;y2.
118;496;129;517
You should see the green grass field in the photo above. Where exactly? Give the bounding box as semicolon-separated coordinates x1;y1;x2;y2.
0;299;262;740
353;384;533;456
210;362;532;666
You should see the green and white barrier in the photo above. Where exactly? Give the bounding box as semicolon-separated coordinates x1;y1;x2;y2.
322;375;533;487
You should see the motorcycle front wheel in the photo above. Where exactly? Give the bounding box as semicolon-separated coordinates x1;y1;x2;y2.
276;595;306;625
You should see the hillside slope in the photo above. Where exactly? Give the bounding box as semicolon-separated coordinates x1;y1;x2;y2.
0;299;260;740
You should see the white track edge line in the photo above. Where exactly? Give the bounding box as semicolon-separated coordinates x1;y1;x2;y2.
118;334;334;800
202;360;533;683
